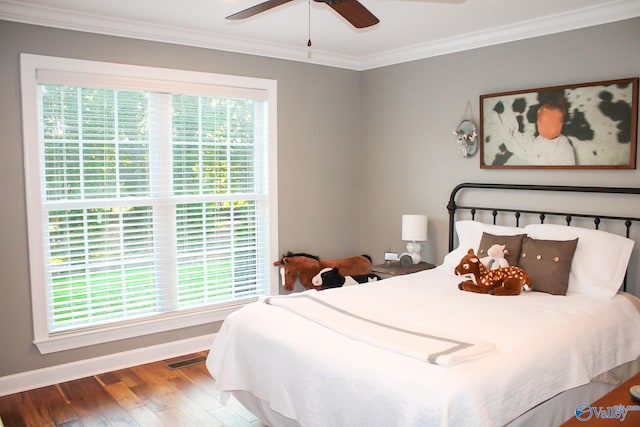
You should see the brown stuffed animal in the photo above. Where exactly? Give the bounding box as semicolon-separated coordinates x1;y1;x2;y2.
274;252;372;291
454;249;531;296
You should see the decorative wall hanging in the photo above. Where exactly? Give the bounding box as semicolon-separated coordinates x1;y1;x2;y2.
453;100;478;157
480;77;638;169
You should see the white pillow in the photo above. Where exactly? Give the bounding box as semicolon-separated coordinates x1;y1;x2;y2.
524;224;634;298
442;220;525;268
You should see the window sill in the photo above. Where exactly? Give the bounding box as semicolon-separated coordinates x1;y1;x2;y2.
34;299;255;354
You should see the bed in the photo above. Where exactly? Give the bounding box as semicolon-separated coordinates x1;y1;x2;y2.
206;183;640;426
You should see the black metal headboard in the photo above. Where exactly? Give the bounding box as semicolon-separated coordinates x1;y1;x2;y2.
447;183;640;292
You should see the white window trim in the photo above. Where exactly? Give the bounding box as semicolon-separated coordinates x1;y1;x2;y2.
20;53;279;354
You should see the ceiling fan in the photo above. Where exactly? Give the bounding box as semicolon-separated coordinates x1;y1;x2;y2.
226;0;380;29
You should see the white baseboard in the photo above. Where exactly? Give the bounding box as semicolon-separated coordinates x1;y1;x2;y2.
0;333;216;396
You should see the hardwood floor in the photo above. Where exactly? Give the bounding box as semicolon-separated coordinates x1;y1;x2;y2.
0;351;267;427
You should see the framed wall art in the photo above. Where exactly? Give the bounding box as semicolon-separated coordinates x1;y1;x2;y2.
480;77;638;169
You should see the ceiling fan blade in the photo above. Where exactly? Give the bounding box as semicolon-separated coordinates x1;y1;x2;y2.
226;0;295;20
325;0;379;28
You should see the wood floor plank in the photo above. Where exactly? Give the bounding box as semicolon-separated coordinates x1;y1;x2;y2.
151;388;217;424
125;405;166;427
226;397;262;423
153;406;205;427
178;362;219;389
28;384;77;425
210;404;256;427
0;351;261;427
100;401;141;426
103;382;145;410
15;392;56;427
109;367;146;389
60;375;141;426
95;371;123;387
56;420;84;427
129;362;183;397
0;393;28;427
73;414;110;427
167;372;222;411
58;377;115;421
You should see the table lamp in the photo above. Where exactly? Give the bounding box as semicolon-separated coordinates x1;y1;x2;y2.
401;214;428;265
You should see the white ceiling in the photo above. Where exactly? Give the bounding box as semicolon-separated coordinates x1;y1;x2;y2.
1;0;639;70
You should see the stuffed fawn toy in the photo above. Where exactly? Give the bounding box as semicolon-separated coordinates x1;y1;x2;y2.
454;249;531;296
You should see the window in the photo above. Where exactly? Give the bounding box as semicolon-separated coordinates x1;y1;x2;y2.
21;54;278;354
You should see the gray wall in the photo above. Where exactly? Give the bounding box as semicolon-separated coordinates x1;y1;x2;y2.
0;20;362;376
1;17;639;378
358;18;640;288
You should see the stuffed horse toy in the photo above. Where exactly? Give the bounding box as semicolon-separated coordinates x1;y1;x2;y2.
274;253;321;291
454;249;531;296
274;252;373;291
311;267;381;289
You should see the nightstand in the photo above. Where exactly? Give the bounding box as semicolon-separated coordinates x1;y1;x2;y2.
372;261;435;278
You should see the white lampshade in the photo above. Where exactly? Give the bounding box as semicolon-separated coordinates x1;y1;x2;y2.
402;214;428;242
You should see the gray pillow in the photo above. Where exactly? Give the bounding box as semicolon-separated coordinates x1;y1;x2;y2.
519;236;578;295
477;232;526;267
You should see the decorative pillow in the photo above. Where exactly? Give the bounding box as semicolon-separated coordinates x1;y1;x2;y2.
519;236;578;295
524;224;635;298
442;221;525;268
477;232;526;267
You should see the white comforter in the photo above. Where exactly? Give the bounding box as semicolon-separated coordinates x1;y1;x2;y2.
206;266;640;427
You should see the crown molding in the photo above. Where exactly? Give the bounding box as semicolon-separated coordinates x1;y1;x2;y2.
0;0;362;69
359;0;640;70
1;0;639;71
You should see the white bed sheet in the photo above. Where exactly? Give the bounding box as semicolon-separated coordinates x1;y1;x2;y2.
206;266;640;427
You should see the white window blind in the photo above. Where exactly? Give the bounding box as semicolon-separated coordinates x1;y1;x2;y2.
21;54;278;353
